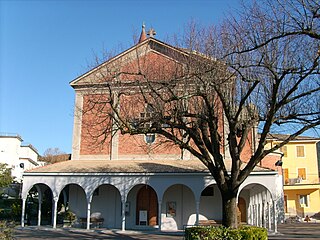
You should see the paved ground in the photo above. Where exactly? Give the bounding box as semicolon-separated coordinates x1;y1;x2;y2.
14;227;183;240
269;223;320;239
13;223;320;239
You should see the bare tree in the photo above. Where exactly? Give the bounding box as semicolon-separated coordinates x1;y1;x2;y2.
75;0;319;228
41;148;70;164
210;0;319;227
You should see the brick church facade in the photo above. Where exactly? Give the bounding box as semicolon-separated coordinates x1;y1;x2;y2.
21;26;283;232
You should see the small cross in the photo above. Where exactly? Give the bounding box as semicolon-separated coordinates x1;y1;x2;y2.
147;28;156;38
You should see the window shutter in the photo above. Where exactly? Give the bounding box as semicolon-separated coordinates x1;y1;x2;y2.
298;168;306;180
283;168;289;184
296;146;305;157
280;146;287;157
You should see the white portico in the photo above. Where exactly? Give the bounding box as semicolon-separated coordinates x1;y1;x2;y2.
21;160;282;232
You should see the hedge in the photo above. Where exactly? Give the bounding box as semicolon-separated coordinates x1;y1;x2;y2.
185;226;268;240
0;199;21;222
0;221;15;240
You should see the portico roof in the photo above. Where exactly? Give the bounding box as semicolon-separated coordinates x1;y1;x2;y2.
26;159;273;174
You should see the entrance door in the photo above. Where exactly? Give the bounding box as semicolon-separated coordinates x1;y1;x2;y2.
238;197;247;223
136;186;158;226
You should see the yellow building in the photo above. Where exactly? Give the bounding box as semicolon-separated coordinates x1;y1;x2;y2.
266;134;320;220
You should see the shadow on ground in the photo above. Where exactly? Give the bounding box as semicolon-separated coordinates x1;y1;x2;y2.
14;227;183;240
14;223;320;240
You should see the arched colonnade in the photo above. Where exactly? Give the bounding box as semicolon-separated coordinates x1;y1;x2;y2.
21;173;279;232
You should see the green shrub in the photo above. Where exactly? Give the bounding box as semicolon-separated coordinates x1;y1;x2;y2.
0;220;15;240
237;226;267;240
185;225;267;240
62;210;76;222
0;199;21;222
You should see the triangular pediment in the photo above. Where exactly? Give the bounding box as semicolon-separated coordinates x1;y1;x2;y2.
70;38;189;88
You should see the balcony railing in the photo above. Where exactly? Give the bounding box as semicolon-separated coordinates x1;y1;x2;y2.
285;178;303;185
285;177;320;185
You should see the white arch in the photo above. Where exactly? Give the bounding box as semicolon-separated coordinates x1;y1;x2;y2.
21;182;54;200
238;182;277;232
162;184;196;231
21;183;54;228
125;184;159;230
89;184;122;229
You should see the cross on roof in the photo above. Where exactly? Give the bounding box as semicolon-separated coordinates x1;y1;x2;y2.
147;28;156;38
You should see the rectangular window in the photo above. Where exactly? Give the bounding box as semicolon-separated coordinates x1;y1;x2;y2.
296;146;305;157
280;146;287;157
298;168;306;180
283;168;289;184
299;195;309;207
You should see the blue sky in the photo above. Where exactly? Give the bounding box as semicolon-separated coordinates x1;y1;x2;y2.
0;0;242;155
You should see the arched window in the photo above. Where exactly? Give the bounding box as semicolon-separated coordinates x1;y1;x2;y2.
145;134;155;144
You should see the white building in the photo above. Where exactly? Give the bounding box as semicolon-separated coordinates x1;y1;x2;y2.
0;133;44;182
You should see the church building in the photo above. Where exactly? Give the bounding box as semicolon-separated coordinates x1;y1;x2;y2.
21;25;283;232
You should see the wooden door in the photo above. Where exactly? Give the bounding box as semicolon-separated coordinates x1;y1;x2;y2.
238;197;247;223
136;186;158;226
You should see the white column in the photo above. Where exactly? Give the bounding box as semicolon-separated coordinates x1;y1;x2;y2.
262;192;267;228
263;202;266;228
195;201;200;225
86;201;91;230
255;203;259;227
158;201;162;231
256;204;259;227
71;92;83;160
248;205;251;225
35;185;42;227
254;205;257;226
21;198;26;227
121;200;126;231
250;205;253;225
37;200;42;227
268;202;272;231
52;197;58;228
273;200;278;233
111;91;119;160
259;203;262;227
251;205;254;225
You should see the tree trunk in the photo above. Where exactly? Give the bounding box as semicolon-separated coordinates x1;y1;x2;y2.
221;190;238;228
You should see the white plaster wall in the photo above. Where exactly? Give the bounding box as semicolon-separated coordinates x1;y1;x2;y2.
0;137;40;182
68;185;87;219
239;173;280;199
0;137;23;181
275;174;285;223
126;186;140;229
161;185;196;230
13;159;30;182
199;185;223;221
0;137;20;166
90;185;122;228
20;146;38;162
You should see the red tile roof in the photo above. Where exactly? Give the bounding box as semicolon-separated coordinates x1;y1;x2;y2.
26;159;273;174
